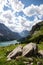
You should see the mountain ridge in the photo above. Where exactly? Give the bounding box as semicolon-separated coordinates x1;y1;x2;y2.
0;23;21;41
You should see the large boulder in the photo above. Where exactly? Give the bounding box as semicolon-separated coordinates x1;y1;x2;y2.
7;45;23;60
22;43;38;57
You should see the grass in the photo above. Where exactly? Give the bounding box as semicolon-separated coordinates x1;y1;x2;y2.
38;42;43;50
0;42;43;65
0;44;26;65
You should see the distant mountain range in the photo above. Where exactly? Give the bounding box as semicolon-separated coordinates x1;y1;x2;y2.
19;30;29;37
0;23;21;41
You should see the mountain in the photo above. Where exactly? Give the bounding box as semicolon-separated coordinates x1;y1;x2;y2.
22;21;43;44
30;21;43;34
0;23;21;41
29;21;43;43
18;30;30;42
19;30;29;37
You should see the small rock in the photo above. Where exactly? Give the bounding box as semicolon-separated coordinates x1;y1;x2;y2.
38;50;43;57
23;61;29;64
16;56;21;61
7;57;11;61
31;62;33;65
28;58;33;62
37;61;42;65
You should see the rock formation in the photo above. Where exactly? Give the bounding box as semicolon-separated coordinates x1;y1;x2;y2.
7;45;23;61
7;43;38;61
22;43;38;56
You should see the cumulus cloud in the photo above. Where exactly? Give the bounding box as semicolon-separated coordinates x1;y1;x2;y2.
32;16;42;26
0;0;24;12
39;5;43;15
17;16;33;31
0;10;32;32
7;0;24;12
23;4;43;17
0;0;7;12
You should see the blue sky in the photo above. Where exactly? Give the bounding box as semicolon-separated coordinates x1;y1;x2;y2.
0;0;43;32
21;0;43;6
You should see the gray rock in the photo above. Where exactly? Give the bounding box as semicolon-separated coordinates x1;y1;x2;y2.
23;61;32;65
23;61;29;64
31;62;33;65
7;45;23;60
7;57;11;61
22;43;38;56
28;58;33;62
37;61;42;65
38;50;43;57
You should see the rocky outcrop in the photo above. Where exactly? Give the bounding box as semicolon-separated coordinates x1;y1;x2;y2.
22;43;38;57
7;43;38;61
7;45;23;61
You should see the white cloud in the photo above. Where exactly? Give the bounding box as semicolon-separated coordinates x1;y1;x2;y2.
0;10;42;33
23;4;43;17
32;16;42;26
0;0;24;12
38;15;43;19
8;0;24;12
0;10;32;32
17;16;33;31
0;0;7;12
39;4;43;15
0;10;25;32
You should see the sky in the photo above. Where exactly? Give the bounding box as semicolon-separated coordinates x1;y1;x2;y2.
0;0;43;33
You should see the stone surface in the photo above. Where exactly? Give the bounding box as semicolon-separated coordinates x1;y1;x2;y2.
7;45;23;59
38;50;43;57
31;62;33;65
24;61;33;65
7;57;11;61
28;58;33;62
7;43;38;61
37;61;42;65
22;43;38;56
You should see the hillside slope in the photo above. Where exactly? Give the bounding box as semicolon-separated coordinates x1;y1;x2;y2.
22;21;43;44
0;23;21;41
